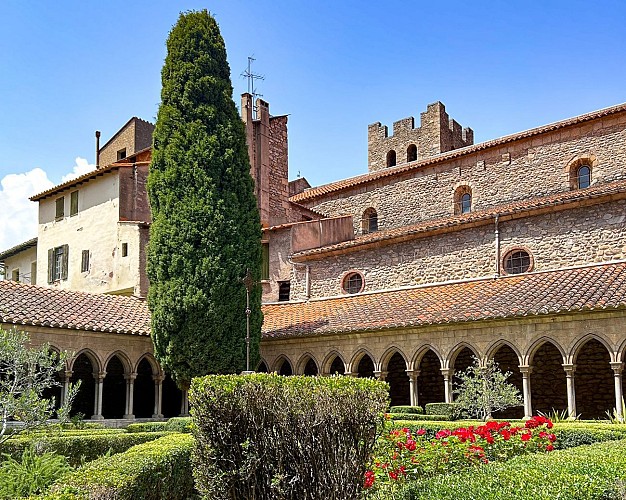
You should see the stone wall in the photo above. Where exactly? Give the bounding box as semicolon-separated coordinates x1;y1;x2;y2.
291;200;626;300
307;112;626;235
118;164;151;223
99;118;154;168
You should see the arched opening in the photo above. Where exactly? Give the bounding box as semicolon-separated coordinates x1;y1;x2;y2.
303;358;318;376
162;373;183;418
491;345;523;419
361;208;378;234
70;353;96;418
278;359;293;376
386;150;396;168
530;342;567;416
454;186;472;214
133;359;154;418
257;360;269;373
407;144;417;162
41;350;62;414
452;347;475;400
357;354;375;378
329;356;345;375
102;356;126;419
417;349;444;405
575;339;613;419
386;352;410;406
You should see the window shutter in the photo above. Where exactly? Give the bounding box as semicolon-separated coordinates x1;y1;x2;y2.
61;244;69;280
261;243;269;281
47;248;54;283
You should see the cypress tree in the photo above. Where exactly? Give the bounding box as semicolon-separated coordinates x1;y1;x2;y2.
147;10;262;387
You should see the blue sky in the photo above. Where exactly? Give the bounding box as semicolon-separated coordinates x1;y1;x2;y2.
0;0;625;248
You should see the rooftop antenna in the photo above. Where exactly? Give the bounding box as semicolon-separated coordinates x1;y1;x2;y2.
241;56;264;119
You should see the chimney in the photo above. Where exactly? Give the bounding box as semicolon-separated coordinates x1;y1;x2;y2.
95;131;101;168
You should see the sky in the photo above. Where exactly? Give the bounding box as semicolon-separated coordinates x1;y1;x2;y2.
1;0;625;250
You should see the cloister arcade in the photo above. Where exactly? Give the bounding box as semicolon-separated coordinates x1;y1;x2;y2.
259;334;626;420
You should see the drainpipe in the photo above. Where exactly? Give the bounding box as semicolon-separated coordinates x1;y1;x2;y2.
287;255;310;300
494;214;501;277
95;131;101;168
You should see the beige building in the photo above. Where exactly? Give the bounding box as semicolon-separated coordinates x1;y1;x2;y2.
0;238;37;284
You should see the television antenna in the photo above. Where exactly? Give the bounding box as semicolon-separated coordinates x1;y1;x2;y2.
241;56;264;119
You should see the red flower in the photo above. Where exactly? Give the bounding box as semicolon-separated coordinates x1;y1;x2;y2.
499;429;511;441
364;470;375;488
416;428;426;436
436;429;452;439
521;432;532;442
406;439;416;451
548;433;557;442
546;444;554;451
389;471;398;480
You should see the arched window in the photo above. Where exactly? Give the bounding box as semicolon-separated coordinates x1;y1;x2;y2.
361;208;378;234
503;249;532;275
407;144;417;162
342;272;364;294
454;186;472;215
386;150;396;168
577;165;591;189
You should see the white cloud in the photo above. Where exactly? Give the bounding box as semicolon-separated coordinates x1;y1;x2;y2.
0;157;96;251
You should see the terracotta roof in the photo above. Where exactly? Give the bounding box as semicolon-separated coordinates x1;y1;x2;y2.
0;238;37;261
30;164;126;201
293;179;626;259
0;281;150;335
262;261;626;339
290;102;626;203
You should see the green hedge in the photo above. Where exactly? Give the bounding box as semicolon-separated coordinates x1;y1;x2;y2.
390;405;423;415
424;403;459;418
125;422;168;433
45;433;195;500
398;439;626;499
2;432;171;466
126;417;192;434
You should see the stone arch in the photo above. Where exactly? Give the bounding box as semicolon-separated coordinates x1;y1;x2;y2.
257;359;269;373
449;344;479;401
565;154;597;190
569;333;616;364
70;350;99;418
349;348;376;374
414;346;445;406
361;207;379;234
453;185;472;215
134;357;156;418
485;340;523;365
41;346;63;413
350;348;376;378
489;343;524;419
573;337;614;419
381;347;410;407
274;356;293;376
528;339;568;416
386;150;396;168
103;350;133;375
296;353;319;376
406;144;417;162
322;351;346;375
133;353;161;376
102;354;127;419
161;372;183;419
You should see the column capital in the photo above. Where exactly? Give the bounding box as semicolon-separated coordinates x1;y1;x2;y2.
63;370;73;379
562;363;576;375
610;362;624;374
440;368;454;378
125;373;138;381
152;374;165;383
343;371;358;377
405;369;421;379
373;370;388;380
94;371;106;382
519;365;533;375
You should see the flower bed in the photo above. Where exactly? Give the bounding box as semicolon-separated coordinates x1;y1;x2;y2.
364;416;555;497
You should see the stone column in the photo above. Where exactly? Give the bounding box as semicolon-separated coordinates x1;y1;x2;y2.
343;371;358;378
519;365;533;419
611;362;624;420
153;375;164;419
180;389;189;417
123;373;137;419
92;372;105;420
406;370;420;407
373;370;388;381
440;368;454;403
562;364;577;419
61;370;72;407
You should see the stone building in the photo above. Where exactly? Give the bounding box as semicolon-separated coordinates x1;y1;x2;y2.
2;96;626;421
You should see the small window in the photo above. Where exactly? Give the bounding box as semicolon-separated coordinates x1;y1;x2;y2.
577;165;591;189
278;281;290;302
386;150;396;168
81;250;90;272
47;244;69;283
503;249;532;275
121;243;128;257
11;269;19;282
454;186;472;215
261;242;269;281
117;148;127;161
361;208;378;234
407;144;417;162
70;190;79;216
460;193;471;213
55;197;65;220
342;272;364;294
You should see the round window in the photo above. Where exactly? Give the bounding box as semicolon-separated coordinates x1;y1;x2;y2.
503;249;532;275
342;272;364;294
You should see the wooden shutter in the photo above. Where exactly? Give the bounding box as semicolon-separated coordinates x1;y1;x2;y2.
70;191;79;216
47;248;54;283
61;244;69;280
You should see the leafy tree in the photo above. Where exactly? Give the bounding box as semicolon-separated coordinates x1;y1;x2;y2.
147;10;262;387
453;357;522;420
0;327;79;446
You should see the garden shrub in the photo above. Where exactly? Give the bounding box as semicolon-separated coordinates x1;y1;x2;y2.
389;405;423;415
125;422;168;433
397;438;626;499
190;373;389;500
46;433;195;500
2;432;170;466
389;413;426;421
424;402;459;419
164;417;193;433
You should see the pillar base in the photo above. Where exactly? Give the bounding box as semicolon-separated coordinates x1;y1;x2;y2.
152;413;164;419
123;414;135;420
91;415;104;420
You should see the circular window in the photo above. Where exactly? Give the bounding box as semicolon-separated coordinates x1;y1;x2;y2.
503;249;532;275
342;272;364;294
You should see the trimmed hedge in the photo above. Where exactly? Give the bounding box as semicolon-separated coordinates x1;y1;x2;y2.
398;438;626;499
390;405;423;415
2;432;171;466
45;433;195;500
424;403;459;419
126;417;192;434
125;422;168;433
